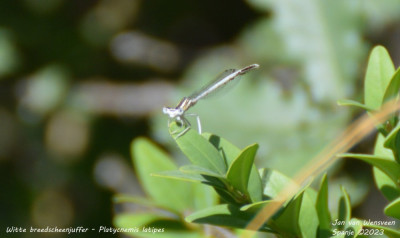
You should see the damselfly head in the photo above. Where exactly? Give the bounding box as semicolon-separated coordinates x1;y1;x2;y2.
162;107;184;118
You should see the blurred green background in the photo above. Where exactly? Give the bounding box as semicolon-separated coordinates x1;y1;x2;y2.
1;0;400;237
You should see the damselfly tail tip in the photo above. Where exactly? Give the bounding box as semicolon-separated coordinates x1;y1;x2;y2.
239;63;260;74
251;63;260;68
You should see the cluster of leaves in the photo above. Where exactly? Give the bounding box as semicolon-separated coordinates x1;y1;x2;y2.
114;124;399;237
338;46;400;223
113;46;400;237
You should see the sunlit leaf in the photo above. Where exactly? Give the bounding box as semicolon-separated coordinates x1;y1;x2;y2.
364;45;395;110
152;170;220;211
298;189;319;238
382;68;400;103
270;192;303;236
203;133;263;202
226;144;259;202
173;125;227;175
191;182;219;211
339;153;400;187
180;164;225;179
186;204;274;232
384;122;400;163
151;170;207;183
316;174;332;237
374;167;400;202
337;187;351;230
373;134;400;201
337;99;373;111
239;200;281;213
384;197;400;220
132;138;192;212
343;218;363;237
260;168;298;199
362;222;400;238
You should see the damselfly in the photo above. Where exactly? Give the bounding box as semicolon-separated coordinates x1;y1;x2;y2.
163;64;259;138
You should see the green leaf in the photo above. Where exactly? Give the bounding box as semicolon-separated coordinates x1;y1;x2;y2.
376;168;400;202
155;170;233;204
372;134;400;201
239;200;282;213
364;45;395;110
226;144;259;202
384;122;400;163
151;170;207;183
154;170;220;211
374;167;400;201
384;122;400;148
384;197;400;220
191;182;219;211
203;133;240;165
337;187;351;230
362;222;400;238
211;187;240;205
342;218;363;237
152;171;220;211
381;68;400;130
260;168;297;199
298;189;319;238
174;126;227;175
185;204;273;232
374;133;395;158
152;170;229;194
383;68;400;103
179;164;231;194
132;138;192;212
339;153;400;187
270;192;303;237
203;133;263;202
179;164;225;179
316;174;332;237
269;182;315;237
337;99;373;111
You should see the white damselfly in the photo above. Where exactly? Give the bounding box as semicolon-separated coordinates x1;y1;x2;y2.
163;64;259;138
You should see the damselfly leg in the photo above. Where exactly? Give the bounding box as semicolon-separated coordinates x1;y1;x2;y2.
185;113;202;134
168;116;192;139
167;113;201;139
